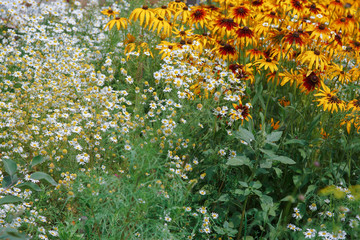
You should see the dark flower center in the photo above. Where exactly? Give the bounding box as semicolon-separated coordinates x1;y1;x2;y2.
329;96;341;103
318;24;326;30
347;14;353;19
270;11;276;16
310;3;316;9
158;17;164;21
340;18;346;22
243;26;249;31
293;31;300;38
340;71;344;74
183;7;188;11
108;10;114;14
314;50;320;55
194;10;203;17
266;58;272;62
310;75;318;83
354;41;360;47
354;99;360;107
161;5;167;9
180;40;186;45
186;40;192;44
175;0;181;2
180;31;186;35
142;5;148;10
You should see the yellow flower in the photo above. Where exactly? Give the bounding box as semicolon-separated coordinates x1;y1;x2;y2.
168;0;187;12
297;49;328;71
148;17;172;37
104;17;128;31
129;5;155;27
279;69;301;87
101;7;119;17
255;57;278;73
154;5;175;21
314;82;345;113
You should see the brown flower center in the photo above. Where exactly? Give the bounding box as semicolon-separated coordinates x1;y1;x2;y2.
340;18;346;22
266;58;272;62
314;50;320;55
161;5;167;9
310;75;318;83
293;31;300;38
142;5;148;10
318;24;326;30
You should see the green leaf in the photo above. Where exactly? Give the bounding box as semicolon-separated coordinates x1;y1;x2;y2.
260;160;272;168
238;181;248;187
0;196;23;205
270;156;296;165
17;182;42;192
235;127;255;144
273;167;283;177
0;227;28;239
2;158;17;176
250;181;262;189
29;155;46;168
266;131;282;142
284;139;307;145
226;156;251;166
305;185;317;196
281;195;295;203
30;172;57;186
2;176;12;188
218;194;230;202
260;149;277;157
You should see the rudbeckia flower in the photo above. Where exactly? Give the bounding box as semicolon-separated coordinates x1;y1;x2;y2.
297;49;328;71
236;26;256;46
101;7;119;17
168;0;186;12
246;48;265;61
212;17;238;38
148;17;172;37
328;64;351;84
228;5;251;25
174;6;191;23
255;57;279;73
213;41;238;62
154;5;175;21
104;17;128;31
172;26;193;40
347;98;360;112
129;5;155;27
301;71;322;92
229;99;252;124
279;69;301;86
188;6;211;29
314;82;345;113
308;23;331;41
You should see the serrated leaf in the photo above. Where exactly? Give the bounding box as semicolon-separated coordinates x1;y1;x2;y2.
270;156;296;165
17;182;42;192
29;155;46;168
266;131;282;142
30;172;57;186
226;156;251;166
2;158;17;176
235;127;255;144
0;196;23;205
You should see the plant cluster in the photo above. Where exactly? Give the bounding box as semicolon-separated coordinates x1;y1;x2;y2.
0;0;359;239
